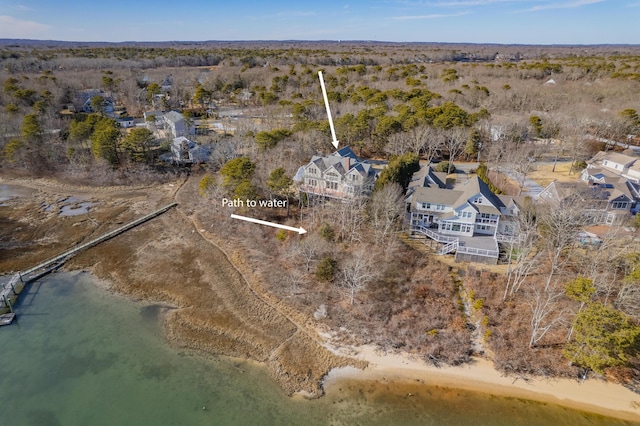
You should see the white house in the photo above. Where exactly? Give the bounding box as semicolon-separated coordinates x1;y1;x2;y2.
117;117;135;128
406;168;521;263
163;111;189;138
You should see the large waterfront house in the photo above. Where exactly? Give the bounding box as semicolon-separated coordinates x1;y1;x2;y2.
406;166;521;264
296;147;378;200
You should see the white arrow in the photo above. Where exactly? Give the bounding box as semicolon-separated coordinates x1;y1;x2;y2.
230;214;307;235
318;71;340;149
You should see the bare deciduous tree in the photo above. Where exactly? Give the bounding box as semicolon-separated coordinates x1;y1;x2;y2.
296;234;324;272
385;125;442;161
369;183;404;246
338;248;378;305
334;195;368;243
443;127;467;174
527;283;566;348
538;199;589;291
504;205;541;299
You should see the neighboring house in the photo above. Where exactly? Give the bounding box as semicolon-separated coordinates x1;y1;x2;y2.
143;110;164;125
577;150;640;219
584;150;640;183
296;146;378;200
163;111;189;138
539;179;638;225
117;116;135;128
406;167;521;264
160;75;173;92
167;137;210;165
74;89;112;113
81;94;114;114
144;111;193;139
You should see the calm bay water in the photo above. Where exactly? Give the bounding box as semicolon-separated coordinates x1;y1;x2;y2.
0;271;637;426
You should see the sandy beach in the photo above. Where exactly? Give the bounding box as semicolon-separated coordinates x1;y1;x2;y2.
322;344;640;422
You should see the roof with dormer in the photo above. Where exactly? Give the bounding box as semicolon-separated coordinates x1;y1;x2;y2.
410;175;515;216
303;146;377;179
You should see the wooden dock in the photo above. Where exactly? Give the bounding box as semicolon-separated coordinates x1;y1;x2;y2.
0;202;177;326
0;313;15;326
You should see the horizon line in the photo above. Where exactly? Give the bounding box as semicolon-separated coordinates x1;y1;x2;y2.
0;38;639;48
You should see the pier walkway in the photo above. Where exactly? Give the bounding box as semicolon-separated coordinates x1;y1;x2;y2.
0;202;177;325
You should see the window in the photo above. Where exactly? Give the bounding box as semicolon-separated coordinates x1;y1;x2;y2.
308;167;317;175
437;204;445;211
473;197;482;204
327;181;338;190
307;179;317;187
612;201;628;209
326;172;339;182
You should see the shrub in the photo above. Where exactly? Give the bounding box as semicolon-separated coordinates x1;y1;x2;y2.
275;229;287;242
255;128;292;150
199;174;215;196
484;329;492;342
316;256;337;282
319;223;335;241
434;162;455;173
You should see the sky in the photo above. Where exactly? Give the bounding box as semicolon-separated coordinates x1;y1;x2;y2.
0;0;638;45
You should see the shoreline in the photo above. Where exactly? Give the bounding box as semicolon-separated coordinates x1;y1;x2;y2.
3;176;640;422
323;344;640;422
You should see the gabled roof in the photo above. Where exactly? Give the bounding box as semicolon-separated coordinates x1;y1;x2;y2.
326;161;346;176
539;180;631;206
589;151;638;171
602;152;636;167
349;162;374;177
455;176;506;211
163;111;184;124
408;165;448;191
411;175;515;215
334;146;358;160
411;187;463;210
473;204;501;215
303;146;376;179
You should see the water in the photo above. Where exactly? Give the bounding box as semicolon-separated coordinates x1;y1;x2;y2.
0;184;36;204
59;202;93;216
0;272;636;426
